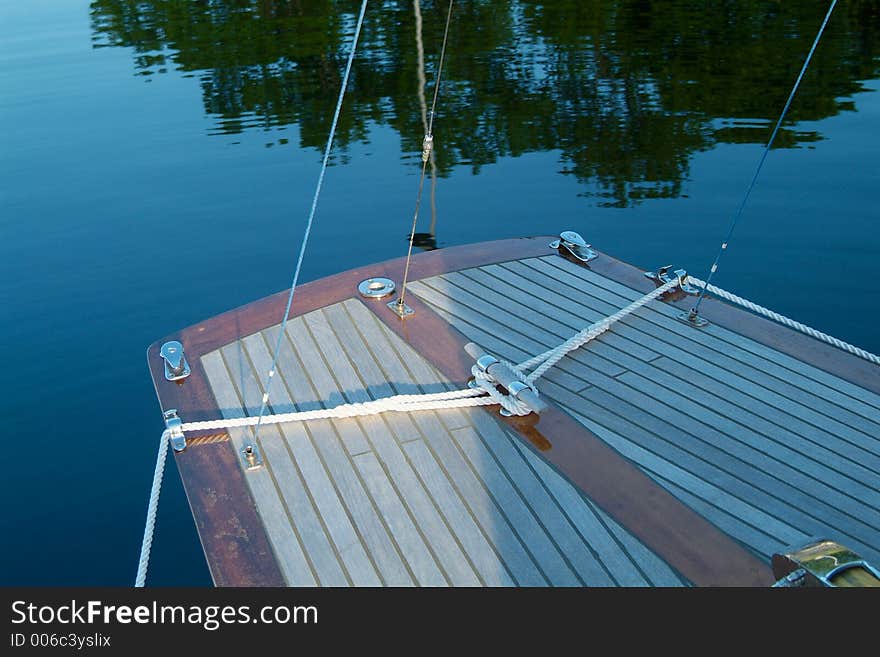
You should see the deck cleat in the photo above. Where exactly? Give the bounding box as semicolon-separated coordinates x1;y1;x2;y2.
160;340;191;382
644;265;703;296
550;230;597;263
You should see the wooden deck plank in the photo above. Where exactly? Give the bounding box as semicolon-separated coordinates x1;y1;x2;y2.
343;301;550;586
420;273;636;378
577;371;880;537
645;474;793;561
653;356;880;472
509;438;652;586
411;264;880;565
555;324;880;494
242;333;388;587
468;411;616;586
449;269;662;363
284;316;371;456
352;452;448;586
417;301;590;393
401;439;517;586
414;269;880;529
422;262;863;466
506;257;880;430
323;305;495;586
516;258;880;444
408;410;550;585
543;253;880;405
559;378;880;556
450;424;582;586
454;264;879;470
325;306;512;585
408;279;626;380
454;267;660;362
538;256;880;418
322;304;422;443
220;339;389;586
536;379;827;544
275;319;417;586
585;501;688;587
613;371;880;516
200;349;316;586
573;416;808;545
562;395;880;564
235;335;352;586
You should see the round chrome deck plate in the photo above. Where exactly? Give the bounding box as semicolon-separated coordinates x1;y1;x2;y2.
358;277;396;299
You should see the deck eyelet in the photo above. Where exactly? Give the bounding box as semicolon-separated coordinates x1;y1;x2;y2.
358;277;396;299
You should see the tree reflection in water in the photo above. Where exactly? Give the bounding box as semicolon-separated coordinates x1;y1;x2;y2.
90;0;879;207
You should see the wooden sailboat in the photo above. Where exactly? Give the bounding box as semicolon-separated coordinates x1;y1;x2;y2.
143;1;880;588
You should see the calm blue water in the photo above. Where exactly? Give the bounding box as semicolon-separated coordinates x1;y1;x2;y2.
1;1;878;585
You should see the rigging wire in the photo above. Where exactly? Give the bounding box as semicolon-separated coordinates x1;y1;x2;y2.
414;0;440;246
395;0;454;312
689;0;839;320
250;0;369;445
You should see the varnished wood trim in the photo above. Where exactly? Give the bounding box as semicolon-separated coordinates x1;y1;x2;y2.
146;352;285;587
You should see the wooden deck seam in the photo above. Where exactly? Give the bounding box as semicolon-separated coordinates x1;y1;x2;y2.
215;346;319;586
414;276;639;379
343;300;535;584
530;255;880;412
617;368;880;500
647;470;792;557
298;314;375;456
282;318;419;586
535;255;880;415
651;357;880;470
414;274;880;484
455;267;663;363
467;411;617;586
507;258;880;438
539;379;878;546
418;412;550;585
348;303;554;585
507;432;625;586
561;402;814;547
343;307;516;583
253;330;356;586
578;377;880;535
579;495;681;586
242;334;408;586
515;440;681;586
408;280;618;392
320;309;487;587
449;423;583;586
558;400;880;560
446;264;871;465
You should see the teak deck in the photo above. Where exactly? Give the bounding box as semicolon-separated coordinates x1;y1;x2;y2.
147;236;880;586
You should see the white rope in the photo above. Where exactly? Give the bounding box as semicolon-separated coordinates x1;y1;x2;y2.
516;277;680;382
135;429;170;587
176;278;681;433
688;276;880;365
180;388;494;432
